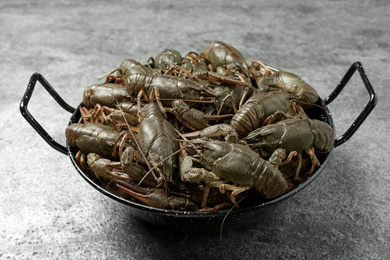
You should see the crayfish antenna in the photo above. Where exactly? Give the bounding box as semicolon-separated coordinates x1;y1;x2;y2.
219;196;246;243
96;68;119;83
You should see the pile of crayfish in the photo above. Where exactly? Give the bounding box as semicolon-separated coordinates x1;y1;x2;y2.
65;41;334;211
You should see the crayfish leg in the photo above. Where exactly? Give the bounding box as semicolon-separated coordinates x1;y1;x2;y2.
105;75;124;84
198;202;232;212
262;110;290;126
210;182;251;208
201;183;210;208
217;94;238;116
149;87;164;117
79;107;92;124
183;51;201;63
136;88;176;120
75;150;88;170
112;132;128;158
90;104;110;124
253;60;274;76
146;57;155;69
294;153;303;181
238;82;250;109
164;65;191;77
281;151;298;166
198;52;211;63
304;148;320;177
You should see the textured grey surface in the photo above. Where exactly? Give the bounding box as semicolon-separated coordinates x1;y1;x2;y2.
1;0;389;259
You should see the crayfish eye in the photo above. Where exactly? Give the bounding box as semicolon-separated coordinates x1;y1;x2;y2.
197;144;210;152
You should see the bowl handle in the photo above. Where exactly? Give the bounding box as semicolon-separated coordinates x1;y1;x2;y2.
324;62;377;148
20;73;75;155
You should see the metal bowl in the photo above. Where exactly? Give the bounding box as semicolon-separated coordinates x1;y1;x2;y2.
20;62;376;233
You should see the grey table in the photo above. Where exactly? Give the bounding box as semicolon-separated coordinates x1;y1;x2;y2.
2;0;389;259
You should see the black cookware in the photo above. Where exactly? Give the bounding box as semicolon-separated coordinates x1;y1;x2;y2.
20;62;377;233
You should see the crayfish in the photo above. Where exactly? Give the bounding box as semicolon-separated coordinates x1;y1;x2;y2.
65;41;334;211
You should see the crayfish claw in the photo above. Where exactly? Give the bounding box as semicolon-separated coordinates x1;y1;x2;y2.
116;181;199;211
117;180;150;193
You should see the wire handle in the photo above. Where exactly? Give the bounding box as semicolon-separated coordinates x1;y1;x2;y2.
20;73;75;155
324;62;377;147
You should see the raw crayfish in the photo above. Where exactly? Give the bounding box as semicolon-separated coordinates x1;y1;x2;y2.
65;40;334;211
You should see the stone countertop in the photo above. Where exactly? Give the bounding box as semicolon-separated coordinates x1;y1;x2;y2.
1;0;389;259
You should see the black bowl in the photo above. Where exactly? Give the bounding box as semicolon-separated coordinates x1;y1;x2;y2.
20;62;377;233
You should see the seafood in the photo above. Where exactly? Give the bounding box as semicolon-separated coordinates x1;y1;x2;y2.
257;70;319;110
87;153;131;182
187;138;287;205
172;183;237;211
180;51;209;74
125;74;217;107
210;83;254;115
118;179;236;211
279;153;312;183
137;102;178;183
116;180;199;211
82;83;139;115
66;41;331;211
120;146;157;187
200;41;249;77
87;104;139;131
150;49;182;73
182;124;240;144
66;122;136;159
244;118;334;175
86;148;156;187
245;59;270;86
116;59;154;78
230;91;298;137
170;100;232;131
97;59;153;83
